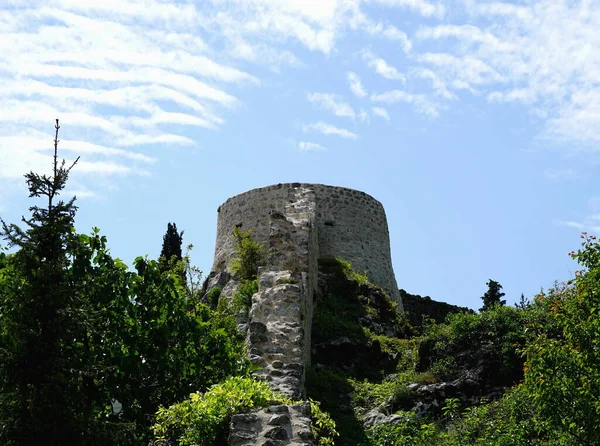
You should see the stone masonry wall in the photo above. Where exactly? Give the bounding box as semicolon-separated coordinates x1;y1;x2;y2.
228;186;317;446
214;183;402;445
212;183;401;307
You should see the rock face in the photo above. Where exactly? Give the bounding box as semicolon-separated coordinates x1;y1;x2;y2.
208;184;401;446
400;289;473;327
211;183;401;306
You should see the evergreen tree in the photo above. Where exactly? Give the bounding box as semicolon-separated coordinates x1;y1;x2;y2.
0;120;93;444
479;279;506;312
159;223;184;271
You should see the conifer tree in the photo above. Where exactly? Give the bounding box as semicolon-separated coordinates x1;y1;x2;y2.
159;223;184;265
0;120;93;444
158;222;185;284
479;279;506;312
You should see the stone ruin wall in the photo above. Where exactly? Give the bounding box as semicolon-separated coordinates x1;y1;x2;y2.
212;183;401;305
210;183;401;445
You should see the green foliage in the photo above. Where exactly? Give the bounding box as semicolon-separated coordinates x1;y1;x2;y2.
313;257;402;346
232;279;258;317
330;257;369;285
0;121;96;444
153;377;283;445
0;125;249;444
519;233;600;444
229;227;265;280
310;399;340;445
205;285;222;309
418;304;527;385
480;279;506;312
365;411;437;446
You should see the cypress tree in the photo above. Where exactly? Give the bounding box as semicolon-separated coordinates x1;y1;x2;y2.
159;222;184;265
159;222;186;286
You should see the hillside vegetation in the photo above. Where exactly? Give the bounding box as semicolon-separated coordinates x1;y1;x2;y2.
1;126;599;445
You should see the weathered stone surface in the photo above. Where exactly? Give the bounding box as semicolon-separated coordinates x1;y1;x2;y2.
268;414;290;425
265;426;288;440
211;183;401;307
227;186;317;446
363;409;405;428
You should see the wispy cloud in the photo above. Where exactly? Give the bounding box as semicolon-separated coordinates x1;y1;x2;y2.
558;196;600;235
347;72;367;98
372;0;445;19
372;107;391;121
416;1;600;144
371;90;440;117
307;93;355;119
362;50;406;82
298;141;327;151
0;1;259;189
544;169;579;182
303;122;358;139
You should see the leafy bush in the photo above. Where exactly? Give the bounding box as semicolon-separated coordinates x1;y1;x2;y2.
232;279;258;316
205;285;222;309
229;227;265;280
152;377;283;445
519;234;600;444
310;399;340;445
417;305;528;385
153;377;339;446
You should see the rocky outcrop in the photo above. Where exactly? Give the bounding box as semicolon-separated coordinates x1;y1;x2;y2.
400;289;473;327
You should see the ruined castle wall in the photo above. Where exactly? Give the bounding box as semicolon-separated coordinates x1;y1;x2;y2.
311;185;400;304
212;183;401;305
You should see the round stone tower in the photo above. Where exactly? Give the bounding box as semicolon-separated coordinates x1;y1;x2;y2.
211;183;401;306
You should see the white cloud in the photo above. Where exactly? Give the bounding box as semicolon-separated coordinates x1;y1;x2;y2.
362;50;406;82
372;107;390;121
347;72;367;98
358;109;369;123
303;121;359;139
346;7;412;52
558;195;600;234
415;1;600;144
409;68;456;100
307;93;355;118
371;0;445;19
371;90;440;117
544;169;579;182
417;53;503;88
298;141;327;151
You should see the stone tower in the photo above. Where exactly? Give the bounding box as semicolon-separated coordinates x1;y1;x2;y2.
211;183;401;305
207;183;401;445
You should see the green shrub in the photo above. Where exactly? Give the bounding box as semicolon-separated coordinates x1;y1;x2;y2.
152;377;283;445
233;279;258;317
229;227;265;280
152;376;339;446
417;305;528;385
310;399;340;445
205;286;221;309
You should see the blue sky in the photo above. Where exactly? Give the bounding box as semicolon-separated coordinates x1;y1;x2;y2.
1;0;599;309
